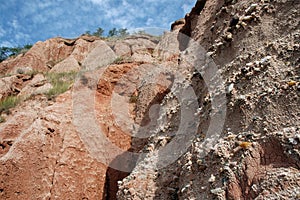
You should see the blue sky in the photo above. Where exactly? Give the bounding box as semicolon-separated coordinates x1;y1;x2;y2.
0;0;195;47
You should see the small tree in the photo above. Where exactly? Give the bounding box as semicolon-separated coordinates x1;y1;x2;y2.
23;44;33;49
118;28;129;37
108;28;118;37
93;27;104;37
0;44;32;62
85;31;91;35
0;47;10;62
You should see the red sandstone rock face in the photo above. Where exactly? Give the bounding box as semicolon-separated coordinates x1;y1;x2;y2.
0;92;107;199
0;33;176;199
0;74;33;100
1;1;299;199
94;62;175;199
0;36;100;75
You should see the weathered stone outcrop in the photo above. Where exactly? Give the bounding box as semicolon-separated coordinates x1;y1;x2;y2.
0;92;107;199
0;33;178;199
117;0;300;199
0;0;299;199
0;36;101;75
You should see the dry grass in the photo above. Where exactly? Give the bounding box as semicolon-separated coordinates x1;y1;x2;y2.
45;71;77;100
0;96;21;114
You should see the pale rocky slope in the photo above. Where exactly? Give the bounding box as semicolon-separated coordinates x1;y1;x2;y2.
117;0;300;199
0;0;299;200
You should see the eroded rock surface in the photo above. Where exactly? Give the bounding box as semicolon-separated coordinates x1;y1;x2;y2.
117;0;300;200
0;33;181;199
0;0;299;199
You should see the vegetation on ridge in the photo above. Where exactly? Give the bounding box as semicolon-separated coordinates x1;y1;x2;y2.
85;27;130;38
0;44;33;62
0;27;158;63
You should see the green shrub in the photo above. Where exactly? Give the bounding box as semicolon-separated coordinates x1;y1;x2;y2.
45;71;77;99
0;96;21;114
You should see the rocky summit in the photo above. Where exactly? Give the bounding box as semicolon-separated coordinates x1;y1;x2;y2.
0;0;299;199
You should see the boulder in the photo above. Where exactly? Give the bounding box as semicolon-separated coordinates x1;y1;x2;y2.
82;40;117;70
50;56;81;73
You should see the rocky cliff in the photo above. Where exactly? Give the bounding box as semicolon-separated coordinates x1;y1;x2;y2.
0;0;299;199
0;34;164;199
117;0;300;199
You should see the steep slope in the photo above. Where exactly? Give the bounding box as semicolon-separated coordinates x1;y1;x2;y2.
0;34;168;199
117;0;300;199
0;0;299;199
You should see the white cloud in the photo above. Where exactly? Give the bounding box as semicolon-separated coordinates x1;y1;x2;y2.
22;1;39;17
182;1;194;14
15;32;30;41
32;14;48;24
146;18;154;26
0;41;14;47
37;1;52;9
11;19;19;29
1;0;192;46
0;26;6;37
182;4;191;14
86;0;110;7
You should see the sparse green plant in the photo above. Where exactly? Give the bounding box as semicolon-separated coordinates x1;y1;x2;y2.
93;27;104;37
108;28;118;37
0;47;10;62
137;30;146;35
85;31;91;35
129;95;138;103
113;56;132;64
16;68;25;74
0;116;5;123
113;57;124;64
85;27;159;40
118;28;129;37
0;96;21;114
25;70;39;77
107;28;129;38
0;69;38;78
0;44;32;62
85;27;105;38
45;71;77;100
0;73;13;78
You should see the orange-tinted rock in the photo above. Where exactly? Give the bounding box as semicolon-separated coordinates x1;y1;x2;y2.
82;40;117;70
0;92;108;199
0;34;168;199
171;18;185;31
0;36;101;75
50;55;80;73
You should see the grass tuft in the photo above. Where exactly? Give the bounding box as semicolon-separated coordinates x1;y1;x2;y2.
129;95;138;103
0;96;21;114
0;116;5;123
45;71;77;100
113;56;133;64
